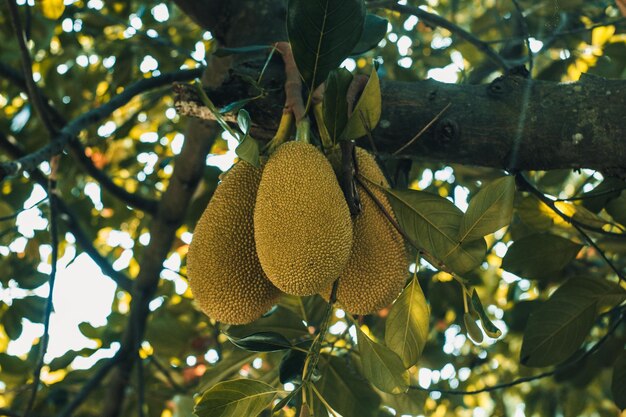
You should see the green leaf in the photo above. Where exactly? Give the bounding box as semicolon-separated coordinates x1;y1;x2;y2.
214;45;272;57
342;66;381;140
323;68;353;143
459;176;515;241
378;391;427;416
606;191;626;226
15;272;49;290
1;308;23;340
173;395;196;417
226;332;293;352
194;379;279;417
356;326;409;394
351;14;389;55
287;0;365;91
12;296;46;324
520;277;626;367
385;278;430;368
315;355;380;417
385;188;486;273
463;313;484;344
612;351;626;409
469;289;502;339
501;233;582;279
279;341;311;384
225;307;308;340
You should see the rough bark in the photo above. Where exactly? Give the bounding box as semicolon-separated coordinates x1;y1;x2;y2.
176;61;626;176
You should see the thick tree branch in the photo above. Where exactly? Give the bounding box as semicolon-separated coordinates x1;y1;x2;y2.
176;64;626;176
0;67;203;182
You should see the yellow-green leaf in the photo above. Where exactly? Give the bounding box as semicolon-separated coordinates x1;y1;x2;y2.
385;278;430;368
194;379;278;417
41;0;65;20
342;66;381;140
356;326;409;394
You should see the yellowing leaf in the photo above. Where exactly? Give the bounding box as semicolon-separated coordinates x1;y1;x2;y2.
41;0;65;20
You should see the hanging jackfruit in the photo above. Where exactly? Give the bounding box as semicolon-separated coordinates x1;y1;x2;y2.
187;161;281;325
325;147;409;314
254;141;353;295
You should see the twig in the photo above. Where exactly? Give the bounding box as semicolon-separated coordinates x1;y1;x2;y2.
411;311;624;395
0;67;204;181
0;133;134;292
22;162;60;417
516;173;626;283
0;196;48;222
5;0;56;133
147;355;185;393
56;356;122;417
510;0;533;75
303;280;340;384
0;62;158;213
392;103;451;156
367;1;511;71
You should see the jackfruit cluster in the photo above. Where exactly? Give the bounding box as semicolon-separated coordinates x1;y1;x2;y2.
187;161;281;325
187;141;408;324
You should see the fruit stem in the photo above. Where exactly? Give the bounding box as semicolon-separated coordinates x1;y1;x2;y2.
302;279;339;384
313;102;333;150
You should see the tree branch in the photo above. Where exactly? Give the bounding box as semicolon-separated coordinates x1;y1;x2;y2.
176;64;626;176
0;67;203;182
367;1;511;71
0;132;134;292
5;0;56;133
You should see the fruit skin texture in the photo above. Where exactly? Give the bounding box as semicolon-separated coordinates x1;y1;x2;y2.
326;147;408;314
187;161;281;325
254;141;353;296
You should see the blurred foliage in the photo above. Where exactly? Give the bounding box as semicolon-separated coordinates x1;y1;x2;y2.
0;0;625;416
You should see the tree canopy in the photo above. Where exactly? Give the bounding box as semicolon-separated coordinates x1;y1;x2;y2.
0;1;625;417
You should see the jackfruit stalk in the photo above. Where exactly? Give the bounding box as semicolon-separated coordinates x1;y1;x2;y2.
187;161;281;325
254;141;353;295
325;147;409;314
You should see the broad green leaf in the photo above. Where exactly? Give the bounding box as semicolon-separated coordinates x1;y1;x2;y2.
315;355;380;417
463;313;484;344
357;326;409;394
194;379;279;417
0;353;30;375
279;341;311;384
385;188;486;273
612;351;626;409
351;14;389;55
342;66;381;140
323;68;353;143
214;45;272;57
520;277;625;367
15;272;49;290
287;0;365;91
469;289;502;339
385;278;430;368
378;391;427;415
581;178;626;213
459;176;515;241
226;332;293;352
41;0;65;20
606;191;626;226
1;307;23;340
173;395;196;417
11;296;46;323
225;306;308;340
501;233;582;279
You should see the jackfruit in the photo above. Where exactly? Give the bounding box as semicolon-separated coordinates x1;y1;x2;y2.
254;141;353;295
187;161;281;325
325;147;408;314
